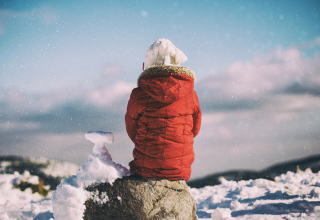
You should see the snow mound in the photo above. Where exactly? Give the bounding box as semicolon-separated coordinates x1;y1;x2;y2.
52;131;130;220
144;38;187;70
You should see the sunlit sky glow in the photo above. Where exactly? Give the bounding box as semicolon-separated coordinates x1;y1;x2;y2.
1;0;320;179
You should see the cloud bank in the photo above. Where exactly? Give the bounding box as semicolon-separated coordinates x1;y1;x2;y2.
1;39;320;179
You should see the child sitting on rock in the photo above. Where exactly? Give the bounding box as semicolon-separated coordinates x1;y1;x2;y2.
125;39;201;181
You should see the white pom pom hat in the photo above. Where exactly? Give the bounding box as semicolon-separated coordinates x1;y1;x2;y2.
143;39;188;70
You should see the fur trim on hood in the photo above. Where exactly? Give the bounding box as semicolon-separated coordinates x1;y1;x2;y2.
137;65;195;85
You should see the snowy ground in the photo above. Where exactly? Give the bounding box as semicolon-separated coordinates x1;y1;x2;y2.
0;171;54;220
192;169;320;220
1;168;320;219
1;132;320;219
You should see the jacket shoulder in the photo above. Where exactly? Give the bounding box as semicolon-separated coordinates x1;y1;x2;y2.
130;87;144;96
190;90;199;100
191;90;201;111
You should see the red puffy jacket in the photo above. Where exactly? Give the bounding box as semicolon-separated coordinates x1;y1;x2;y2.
125;65;201;181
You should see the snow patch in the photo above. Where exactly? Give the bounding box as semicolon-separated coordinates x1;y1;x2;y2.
0;172;53;219
30;157;80;178
191;169;320;219
211;208;233;220
52;131;130;220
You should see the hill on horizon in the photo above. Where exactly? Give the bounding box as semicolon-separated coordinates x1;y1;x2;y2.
0;155;79;190
187;154;320;188
1;154;320;190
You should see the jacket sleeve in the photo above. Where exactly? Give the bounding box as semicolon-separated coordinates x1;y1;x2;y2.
192;91;201;138
125;89;140;143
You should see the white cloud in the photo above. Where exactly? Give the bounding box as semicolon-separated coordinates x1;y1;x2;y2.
192;93;320;178
1;38;320;179
197;41;320;100
84;82;136;107
102;65;123;77
300;37;320;49
2;81;135;113
0;121;40;131
0;6;58;35
192;40;320;177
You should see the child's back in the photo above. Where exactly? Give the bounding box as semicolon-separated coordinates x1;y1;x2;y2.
125;39;201;181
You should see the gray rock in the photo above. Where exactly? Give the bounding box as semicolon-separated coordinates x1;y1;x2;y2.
84;174;198;220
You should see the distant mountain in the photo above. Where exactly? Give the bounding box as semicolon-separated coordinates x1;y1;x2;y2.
187;154;320;188
0;155;79;190
2;154;320;190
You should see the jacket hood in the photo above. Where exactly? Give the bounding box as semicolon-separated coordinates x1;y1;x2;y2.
138;65;195;104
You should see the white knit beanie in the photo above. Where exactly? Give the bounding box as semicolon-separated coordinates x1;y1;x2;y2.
143;39;188;70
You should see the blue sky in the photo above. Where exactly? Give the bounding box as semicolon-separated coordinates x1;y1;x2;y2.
1;0;319;92
1;0;320;179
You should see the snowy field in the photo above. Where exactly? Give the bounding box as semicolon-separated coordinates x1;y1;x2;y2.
1;132;320;219
1;169;320;219
192;169;320;219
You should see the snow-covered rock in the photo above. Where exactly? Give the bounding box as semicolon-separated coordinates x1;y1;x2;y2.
84;175;198;220
52;131;129;220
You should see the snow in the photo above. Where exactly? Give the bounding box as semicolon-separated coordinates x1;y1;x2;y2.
1;137;320;219
29;157;80;178
0;171;54;220
0;156;80;179
144;38;188;69
52;131;130;220
191;168;320;219
211;208;233;220
91;190;109;204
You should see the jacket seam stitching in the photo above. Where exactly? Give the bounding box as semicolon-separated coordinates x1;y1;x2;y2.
192;91;196;113
163;105;168;170
181;96;187;174
191;91;196;135
137;89;141;143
